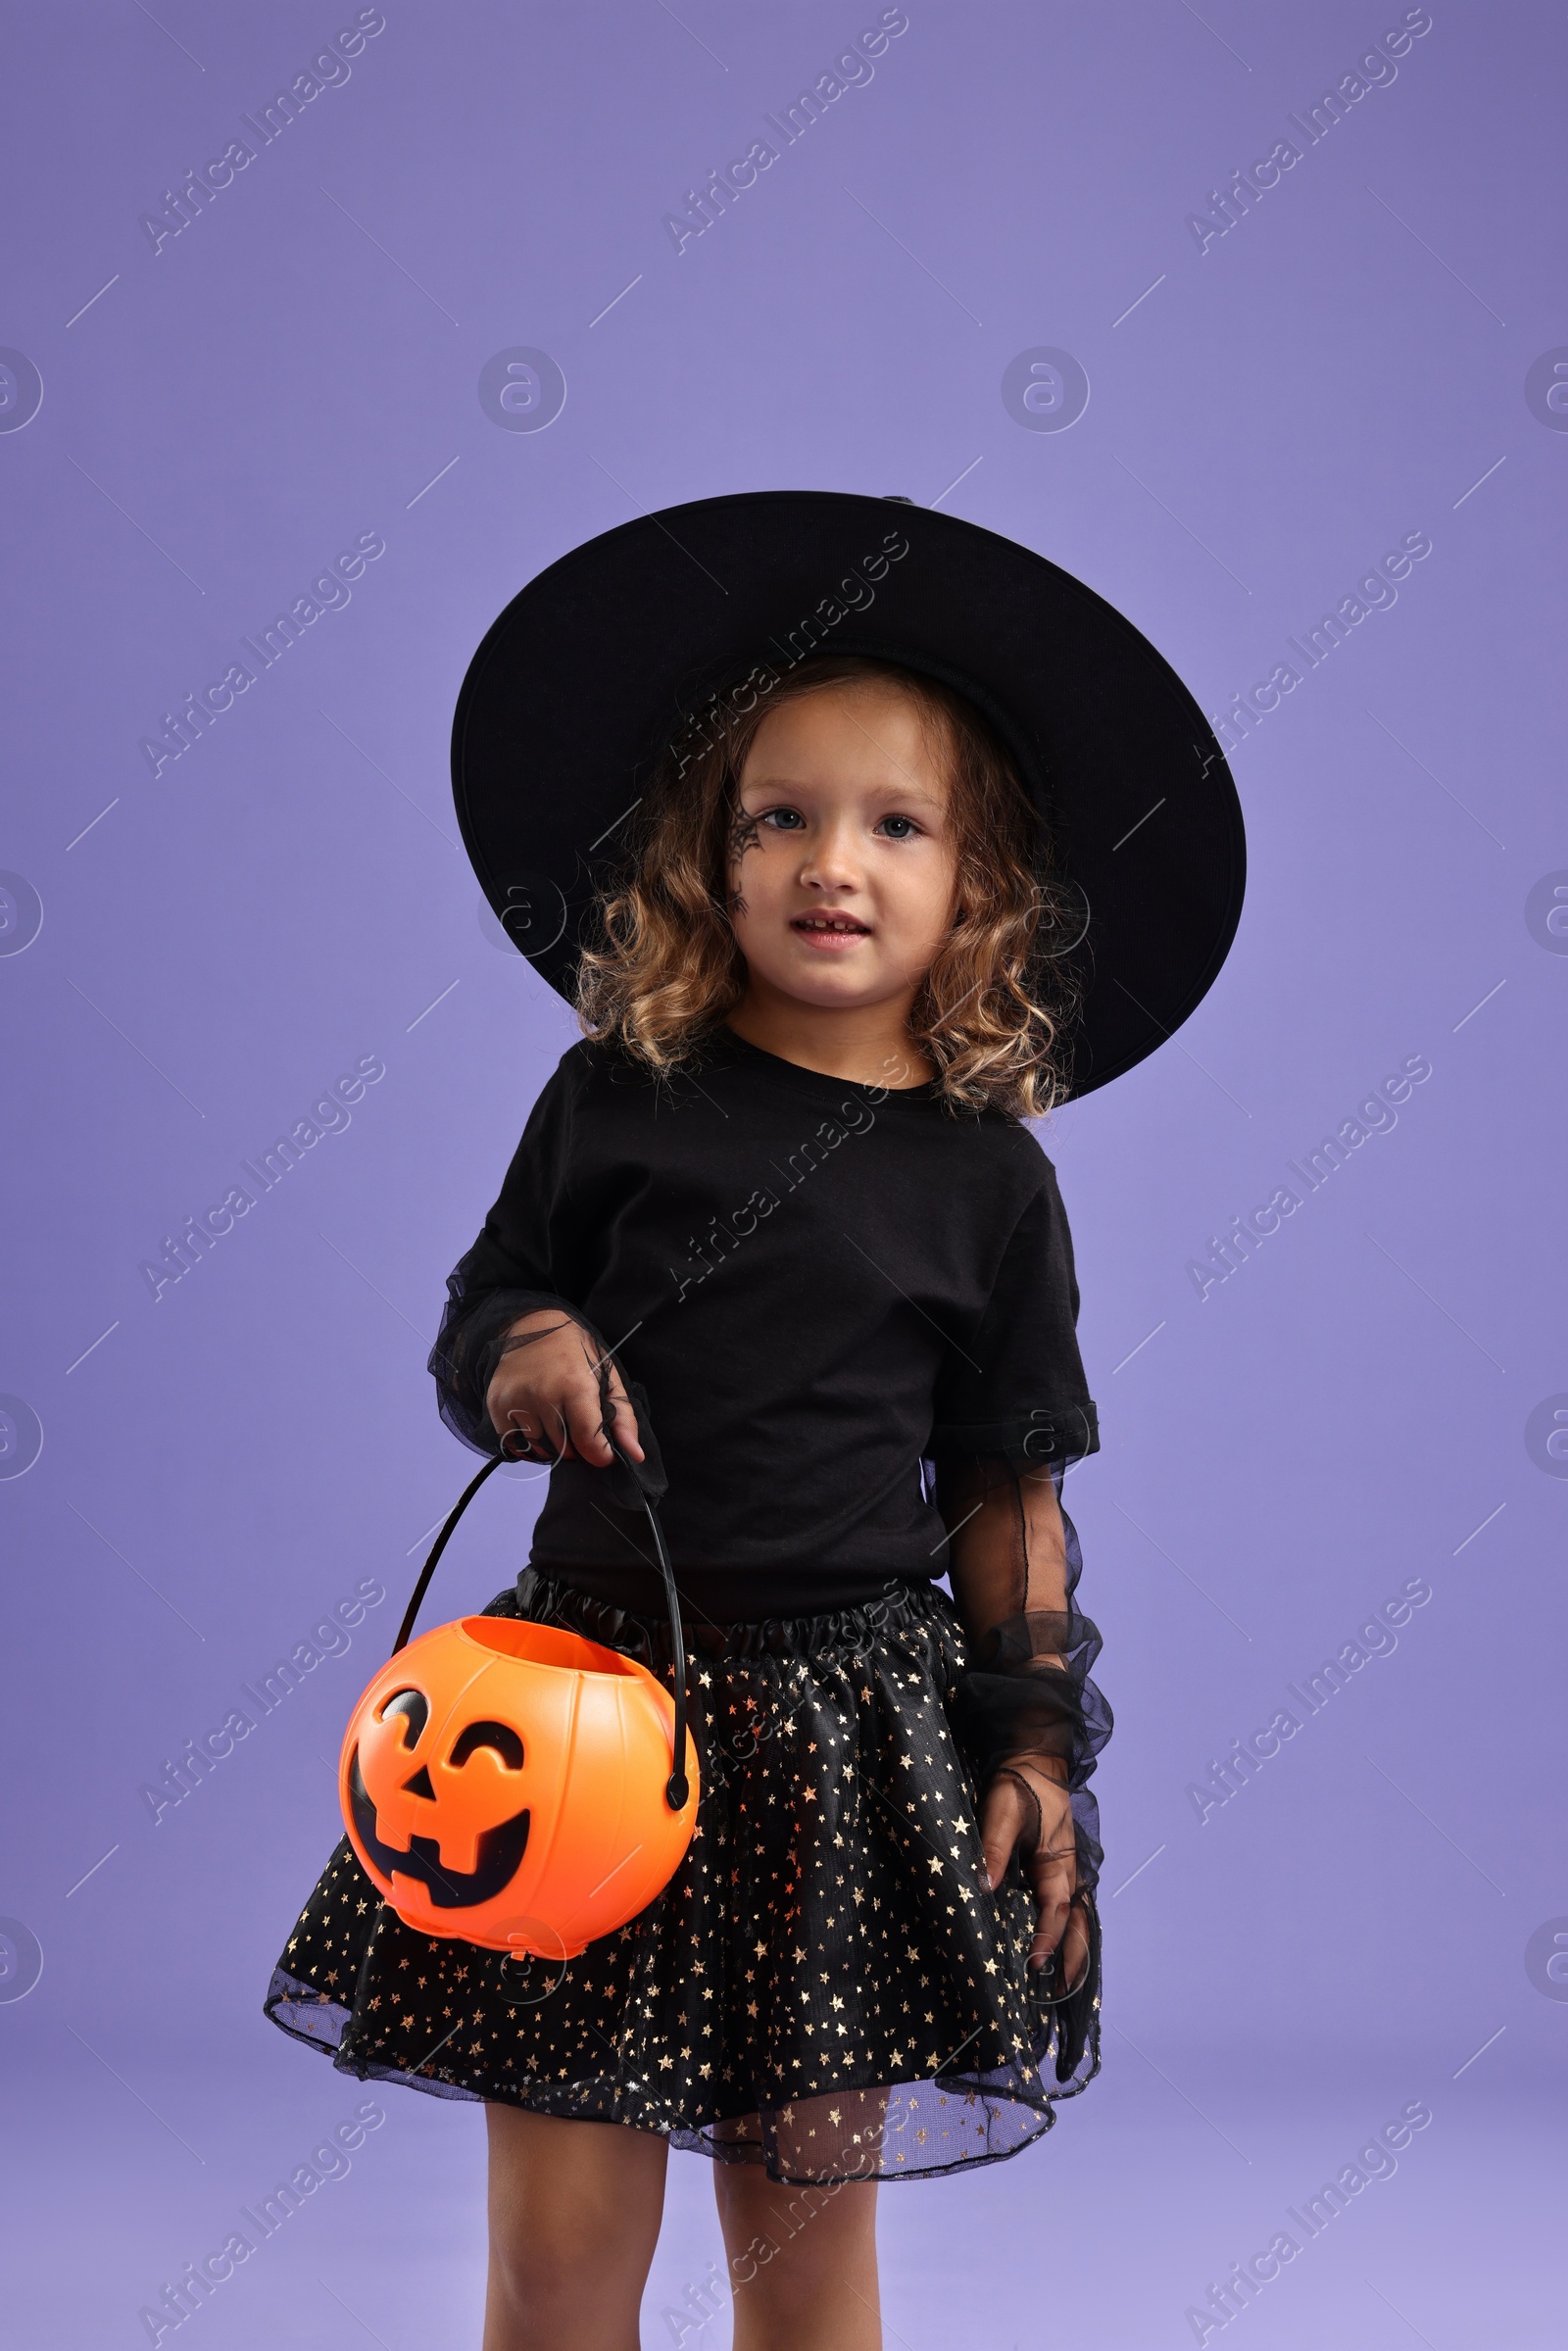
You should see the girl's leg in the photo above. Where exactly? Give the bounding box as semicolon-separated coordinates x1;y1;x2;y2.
484;2103;669;2351
712;2123;882;2351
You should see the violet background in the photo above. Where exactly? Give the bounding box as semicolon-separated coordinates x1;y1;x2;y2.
2;4;1563;2345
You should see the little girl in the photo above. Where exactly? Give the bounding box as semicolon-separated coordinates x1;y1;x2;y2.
268;492;1238;2347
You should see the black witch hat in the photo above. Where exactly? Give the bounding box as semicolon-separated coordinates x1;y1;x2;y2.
451;489;1244;1100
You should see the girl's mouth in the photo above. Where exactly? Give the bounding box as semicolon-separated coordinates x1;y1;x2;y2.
791;914;870;952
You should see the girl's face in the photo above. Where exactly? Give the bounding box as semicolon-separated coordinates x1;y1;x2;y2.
727;683;959;1017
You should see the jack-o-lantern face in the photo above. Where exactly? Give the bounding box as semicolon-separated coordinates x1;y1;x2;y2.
348;1686;529;1910
339;1616;699;1958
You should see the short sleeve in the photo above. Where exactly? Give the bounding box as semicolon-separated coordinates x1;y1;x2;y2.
427;1054;605;1455
929;1164;1099;1469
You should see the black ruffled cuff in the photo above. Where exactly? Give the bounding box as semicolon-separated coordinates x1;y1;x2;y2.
949;1604;1112;1897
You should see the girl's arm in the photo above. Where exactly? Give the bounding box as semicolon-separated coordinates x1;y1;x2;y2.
936;1451;1108;2079
427;1053;615;1457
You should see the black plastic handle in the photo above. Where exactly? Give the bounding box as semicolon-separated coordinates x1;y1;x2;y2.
391;1426;690;1813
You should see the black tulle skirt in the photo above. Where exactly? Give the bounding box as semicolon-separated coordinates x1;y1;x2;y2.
263;1568;1100;2184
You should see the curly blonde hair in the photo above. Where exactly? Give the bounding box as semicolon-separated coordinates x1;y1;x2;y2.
574;653;1082;1117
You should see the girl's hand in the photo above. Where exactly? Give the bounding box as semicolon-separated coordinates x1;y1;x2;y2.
484;1309;645;1470
980;1756;1089;1991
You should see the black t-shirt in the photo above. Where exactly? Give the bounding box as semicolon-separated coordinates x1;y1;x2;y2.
431;1028;1099;1619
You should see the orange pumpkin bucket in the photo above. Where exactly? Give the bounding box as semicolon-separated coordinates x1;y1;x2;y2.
341;1613;698;1958
339;1421;697;1961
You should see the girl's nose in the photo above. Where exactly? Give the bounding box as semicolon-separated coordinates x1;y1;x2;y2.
799;820;861;890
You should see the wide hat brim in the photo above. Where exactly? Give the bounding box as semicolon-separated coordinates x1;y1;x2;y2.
451;489;1244;1101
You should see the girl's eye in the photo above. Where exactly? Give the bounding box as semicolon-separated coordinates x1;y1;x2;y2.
876;815;921;840
759;808;805;831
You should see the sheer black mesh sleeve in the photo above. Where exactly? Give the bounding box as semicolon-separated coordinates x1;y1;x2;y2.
935;1456;1109;1850
934;1450;1109;2082
425;1054;603;1456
